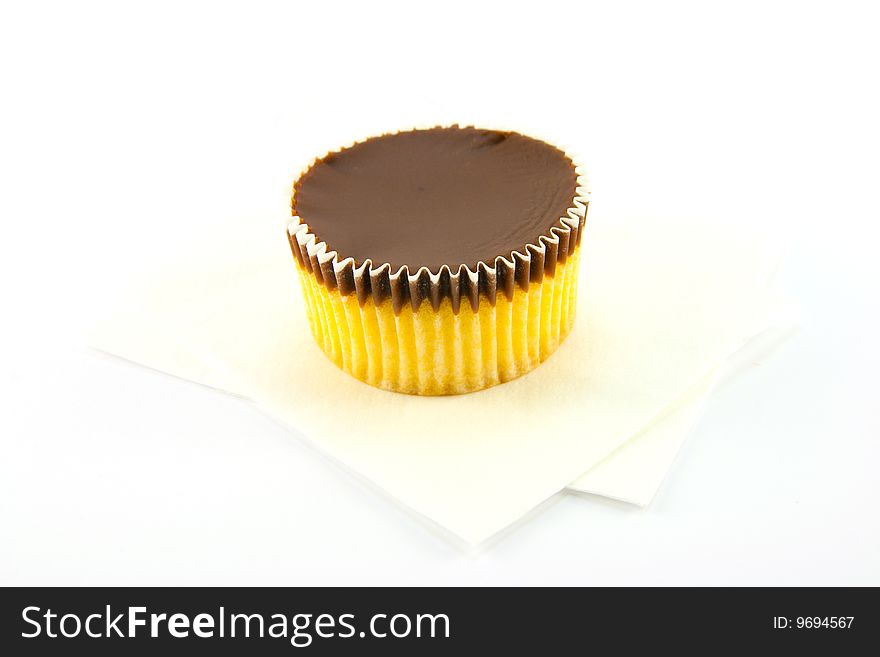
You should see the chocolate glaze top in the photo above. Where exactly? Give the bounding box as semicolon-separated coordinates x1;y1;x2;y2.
292;126;578;273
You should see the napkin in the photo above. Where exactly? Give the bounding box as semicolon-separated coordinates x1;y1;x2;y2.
92;214;784;543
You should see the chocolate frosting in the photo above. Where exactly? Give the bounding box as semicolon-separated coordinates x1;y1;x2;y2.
289;126;588;313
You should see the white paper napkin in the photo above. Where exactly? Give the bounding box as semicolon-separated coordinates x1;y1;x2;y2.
103;298;795;510
92;214;783;543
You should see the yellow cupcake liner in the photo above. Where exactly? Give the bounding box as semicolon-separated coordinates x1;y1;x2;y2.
294;248;581;395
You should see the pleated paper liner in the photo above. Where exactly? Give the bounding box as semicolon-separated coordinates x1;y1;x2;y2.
287;127;590;395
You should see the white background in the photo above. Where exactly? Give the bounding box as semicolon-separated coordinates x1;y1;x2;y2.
1;0;878;584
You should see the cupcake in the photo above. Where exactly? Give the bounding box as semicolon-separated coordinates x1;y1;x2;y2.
287;126;588;395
